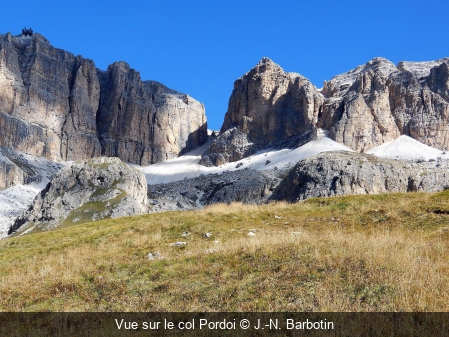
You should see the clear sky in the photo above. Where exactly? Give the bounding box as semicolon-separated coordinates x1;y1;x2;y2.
1;0;448;130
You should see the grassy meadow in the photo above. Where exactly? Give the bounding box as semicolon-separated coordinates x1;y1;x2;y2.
1;190;449;311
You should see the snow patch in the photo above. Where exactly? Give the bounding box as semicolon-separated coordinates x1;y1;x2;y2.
316;128;329;139
139;137;353;185
0;149;69;238
207;129;220;136
367;135;449;161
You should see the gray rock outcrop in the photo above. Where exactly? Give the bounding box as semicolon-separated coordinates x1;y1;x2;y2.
147;169;279;212
0;32;207;168
9;157;148;234
271;151;449;202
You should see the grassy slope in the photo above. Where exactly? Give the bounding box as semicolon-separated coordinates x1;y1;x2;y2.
1;191;449;312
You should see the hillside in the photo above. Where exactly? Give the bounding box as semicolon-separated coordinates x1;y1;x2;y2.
1;191;449;311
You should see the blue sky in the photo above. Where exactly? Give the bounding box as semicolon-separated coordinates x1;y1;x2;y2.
2;0;448;130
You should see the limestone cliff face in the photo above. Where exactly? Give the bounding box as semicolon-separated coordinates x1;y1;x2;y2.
0;32;207;167
145;81;208;158
0;33;101;161
319;57;449;152
203;57;449;166
0;145;64;190
201;57;322;165
318;58;401;152
220;57;322;141
0;152;23;190
389;60;449;150
97;63;207;165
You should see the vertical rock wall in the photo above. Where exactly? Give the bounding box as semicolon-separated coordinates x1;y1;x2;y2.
0;32;208;169
318;57;449;152
201;57;322;166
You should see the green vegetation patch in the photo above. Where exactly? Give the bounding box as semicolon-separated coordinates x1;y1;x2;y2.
59;188;128;229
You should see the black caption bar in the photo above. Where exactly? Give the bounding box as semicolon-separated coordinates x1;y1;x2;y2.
1;312;448;336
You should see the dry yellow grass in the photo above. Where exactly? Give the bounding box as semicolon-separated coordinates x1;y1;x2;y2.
1;191;449;311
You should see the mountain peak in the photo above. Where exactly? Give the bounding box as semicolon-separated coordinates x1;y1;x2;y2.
367;56;391;64
362;57;398;77
111;61;132;71
250;57;284;75
257;57;274;65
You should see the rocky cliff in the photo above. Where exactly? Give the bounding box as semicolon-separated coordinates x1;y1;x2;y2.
318;57;449;152
271;151;449;202
201;57;322;166
0;152;23;190
203;57;449;165
97;62;207;165
0;145;63;190
0;32;207;168
9;157;148;234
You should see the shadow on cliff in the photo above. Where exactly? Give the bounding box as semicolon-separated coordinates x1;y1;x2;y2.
179;122;208;156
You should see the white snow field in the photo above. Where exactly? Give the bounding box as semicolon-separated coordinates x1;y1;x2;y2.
0;184;40;238
139;134;449;187
139;136;354;185
367;135;449;161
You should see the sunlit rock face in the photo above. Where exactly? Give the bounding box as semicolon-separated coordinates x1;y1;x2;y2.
0;32;207;165
97;63;208;165
319;57;449;152
9;157;149;234
201;57;323;166
202;57;449;166
0;33;101;161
